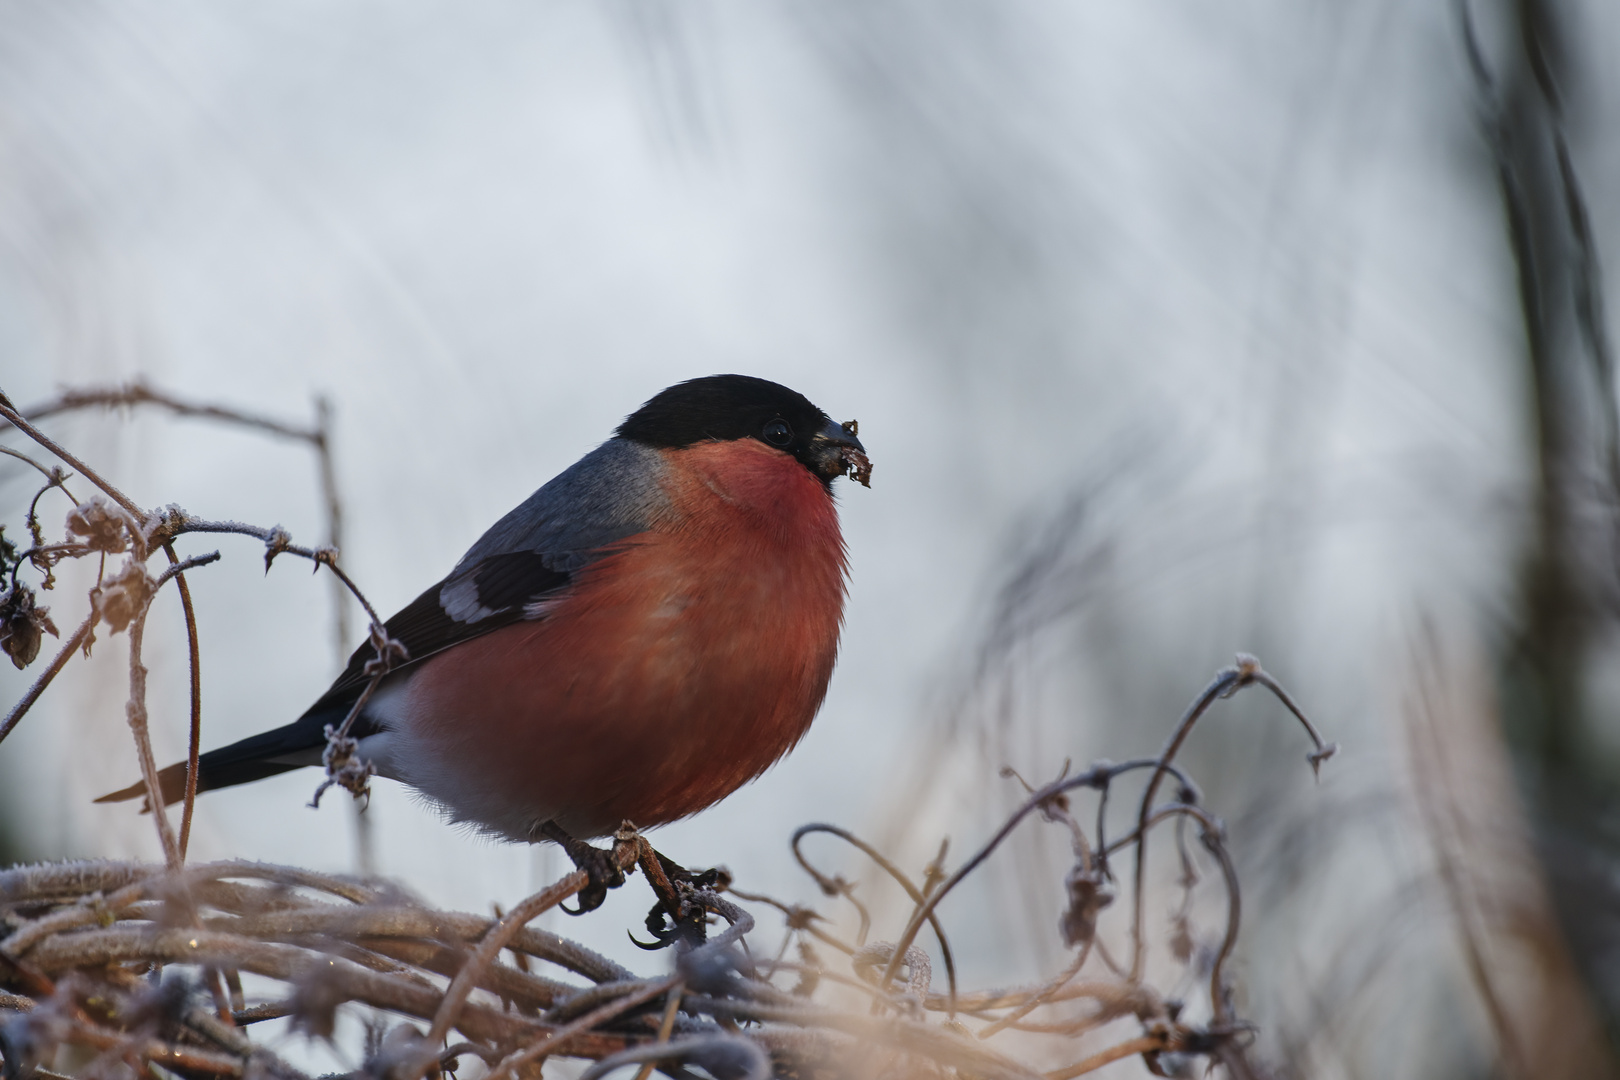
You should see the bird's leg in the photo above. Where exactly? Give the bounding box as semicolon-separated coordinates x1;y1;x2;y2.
631;840;733;951
653;848;731;893
536;820;631;915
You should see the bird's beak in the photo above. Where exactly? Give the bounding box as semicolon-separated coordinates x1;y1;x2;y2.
809;418;872;487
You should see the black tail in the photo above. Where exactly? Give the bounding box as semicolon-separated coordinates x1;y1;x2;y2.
95;702;355;809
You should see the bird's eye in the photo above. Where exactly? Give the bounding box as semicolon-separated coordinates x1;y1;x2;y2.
763;419;793;446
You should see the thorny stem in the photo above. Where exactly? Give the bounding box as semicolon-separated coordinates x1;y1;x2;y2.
164;542;204;862
157;514;397;805
727;887;858;957
153;553;222;589
23;926;573;1042
1098;759;1200;875
1;540;213;759
424;870;590;1052
308;659;395;808
689;892;756;955
0;614;92;747
167;515;386;630
758;960;900;1006
482;977;678;1080
975;942;1093;1040
757;920;798;981
931;977;1153;1016
13;381;321;444
792;824;959;1014
53;1015;263;1077
774;958;1138;1036
1128;656;1334;981
5;447;78;561
629;984;684;1080
875;756;1196;996
0;444;74;492
10;383;353;669
1126;801;1246;1025
0;398;144;520
109;552;219;871
312;395;351;658
4;384;363;842
684;993;1045;1080
793;847;871;947
1045;1033;1168;1080
2;877;152;956
125;605;182;870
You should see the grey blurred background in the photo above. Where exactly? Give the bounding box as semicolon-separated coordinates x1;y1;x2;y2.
3;1;1619;1076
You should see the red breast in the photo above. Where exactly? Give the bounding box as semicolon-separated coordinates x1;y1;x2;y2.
397;438;847;838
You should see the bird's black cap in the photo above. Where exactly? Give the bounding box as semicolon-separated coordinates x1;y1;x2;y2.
616;374;868;485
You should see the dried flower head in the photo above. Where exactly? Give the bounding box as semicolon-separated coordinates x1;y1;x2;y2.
1059;864;1115;949
65;496;131;554
0;582;59;669
0;524;18;576
92;558;155;634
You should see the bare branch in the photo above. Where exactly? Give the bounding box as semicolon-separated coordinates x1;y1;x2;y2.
0;614;91;748
163;542;205;861
791;823;959;1013
123;602;182;869
12;381;321;445
0;396;144;519
425;870;589;1047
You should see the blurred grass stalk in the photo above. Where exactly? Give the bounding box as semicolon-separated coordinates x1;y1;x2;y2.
1408;629;1610;1077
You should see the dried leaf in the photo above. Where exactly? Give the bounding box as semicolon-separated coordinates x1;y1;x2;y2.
0;583;59;669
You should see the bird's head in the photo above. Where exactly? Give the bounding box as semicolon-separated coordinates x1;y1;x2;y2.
615;375;872;488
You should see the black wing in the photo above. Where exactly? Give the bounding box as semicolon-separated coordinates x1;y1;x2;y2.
310;550;573;711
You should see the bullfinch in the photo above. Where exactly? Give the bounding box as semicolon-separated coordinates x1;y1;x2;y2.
99;375;871;848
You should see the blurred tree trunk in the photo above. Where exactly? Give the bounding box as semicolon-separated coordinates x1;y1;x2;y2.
1482;0;1620;1059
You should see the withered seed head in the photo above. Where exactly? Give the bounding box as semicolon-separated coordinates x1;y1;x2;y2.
0;583;58;669
65;496;131;554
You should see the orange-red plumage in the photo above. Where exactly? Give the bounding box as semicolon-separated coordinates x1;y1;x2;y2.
398;439;847;837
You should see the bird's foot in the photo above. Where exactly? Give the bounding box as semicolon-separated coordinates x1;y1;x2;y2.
537;820;631;915
632;844;732;951
534;820;728;945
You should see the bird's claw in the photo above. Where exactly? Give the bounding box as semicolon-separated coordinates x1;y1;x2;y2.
535;821;727;942
538;821;628;915
635;849;731;951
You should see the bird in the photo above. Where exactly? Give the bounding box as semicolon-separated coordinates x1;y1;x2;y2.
99;375;871;852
